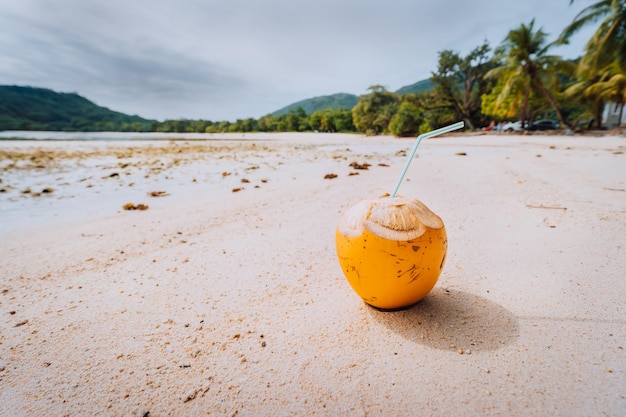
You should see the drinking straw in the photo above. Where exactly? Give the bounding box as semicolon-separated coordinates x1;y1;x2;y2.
390;121;465;198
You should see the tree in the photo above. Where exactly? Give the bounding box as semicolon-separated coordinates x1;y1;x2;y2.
564;71;607;129
430;41;495;129
561;1;626;128
588;62;626;126
333;109;355;132
486;19;574;129
257;114;279;132
481;75;551;122
388;95;425;137
309;109;354;132
482;77;527;121
561;1;626;73
351;85;400;135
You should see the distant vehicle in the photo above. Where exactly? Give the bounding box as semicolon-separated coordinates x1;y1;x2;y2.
501;121;526;132
529;119;559;130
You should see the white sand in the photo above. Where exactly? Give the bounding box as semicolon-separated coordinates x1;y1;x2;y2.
1;132;625;416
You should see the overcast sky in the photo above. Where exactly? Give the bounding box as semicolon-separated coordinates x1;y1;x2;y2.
0;0;597;121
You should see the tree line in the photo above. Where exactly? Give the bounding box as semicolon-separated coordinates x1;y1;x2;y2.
158;1;625;136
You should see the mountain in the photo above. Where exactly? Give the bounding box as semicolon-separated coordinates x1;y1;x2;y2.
271;93;358;116
395;79;435;95
0;85;155;131
271;79;435;116
1;80;437;132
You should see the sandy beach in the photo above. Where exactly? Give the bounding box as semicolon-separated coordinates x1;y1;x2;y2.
1;132;625;416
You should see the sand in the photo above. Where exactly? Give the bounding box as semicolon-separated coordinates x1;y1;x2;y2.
1;132;625;416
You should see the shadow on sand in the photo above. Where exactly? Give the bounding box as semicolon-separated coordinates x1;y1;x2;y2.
366;287;520;352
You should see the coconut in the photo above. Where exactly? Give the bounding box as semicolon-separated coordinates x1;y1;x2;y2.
336;194;447;310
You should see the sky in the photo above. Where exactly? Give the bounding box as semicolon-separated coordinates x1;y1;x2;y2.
0;0;598;121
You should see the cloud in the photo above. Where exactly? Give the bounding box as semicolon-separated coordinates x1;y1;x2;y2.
0;0;598;121
0;4;251;119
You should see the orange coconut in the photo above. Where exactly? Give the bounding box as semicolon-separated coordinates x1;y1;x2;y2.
336;195;447;310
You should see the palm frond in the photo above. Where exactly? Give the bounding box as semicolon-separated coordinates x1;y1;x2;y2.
560;0;612;41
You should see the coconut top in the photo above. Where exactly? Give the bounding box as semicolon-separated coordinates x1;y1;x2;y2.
337;195;444;240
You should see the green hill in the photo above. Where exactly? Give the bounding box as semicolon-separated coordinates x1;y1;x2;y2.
272;79;434;116
0;85;155;131
272;93;358;116
395;79;435;95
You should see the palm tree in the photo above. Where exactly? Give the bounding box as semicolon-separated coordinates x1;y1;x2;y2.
564;73;606;128
487;19;573;129
568;61;626;128
561;1;626;73
590;62;626;126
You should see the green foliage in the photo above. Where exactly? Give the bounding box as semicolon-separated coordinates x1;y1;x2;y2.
429;41;495;129
577;61;626;127
388;95;425;137
416;93;459;132
487;20;574;128
272;93;358;116
481;74;550;121
309;109;354;132
255;106;354;133
351;86;400;135
562;1;626;73
0;86;155;131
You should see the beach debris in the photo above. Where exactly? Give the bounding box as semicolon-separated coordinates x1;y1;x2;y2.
222;171;231;177
123;203;149;210
455;152;467;156
108;172;120;178
378;163;390;167
349;161;371;170
324;173;338;179
261;178;268;183
232;187;243;192
148;190;169;197
183;386;210;403
14;319;29;327
241;178;250;183
183;391;198;403
525;204;567;210
349;172;359;176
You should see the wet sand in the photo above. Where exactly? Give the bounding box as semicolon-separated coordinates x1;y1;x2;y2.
1;132;625;416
